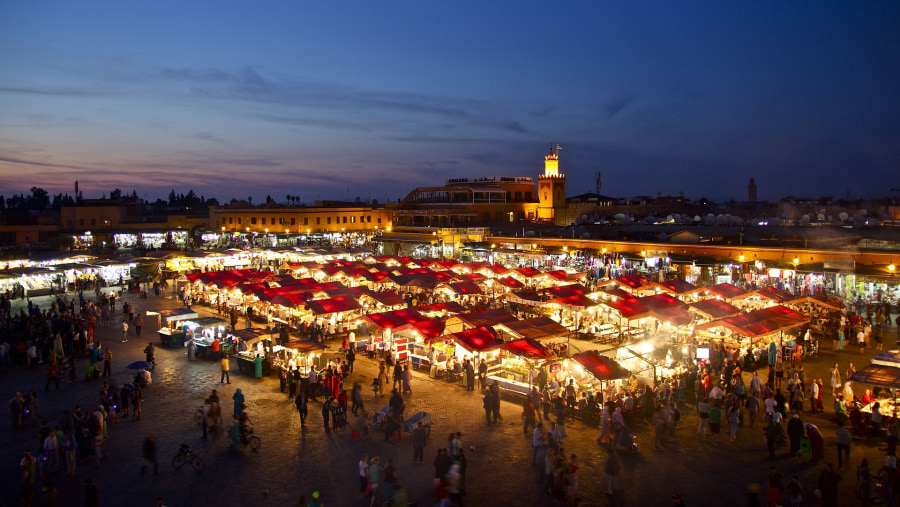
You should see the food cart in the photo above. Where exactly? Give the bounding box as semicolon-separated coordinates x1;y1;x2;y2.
229;328;274;376
147;308;200;347
486;338;556;397
854;349;900;418
184;317;230;359
567;350;631;399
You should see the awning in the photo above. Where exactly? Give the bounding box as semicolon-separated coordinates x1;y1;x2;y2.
493;277;525;289
601;288;637;301
147;308;199;322
304;296;361;315
851;365;900;389
545;294;599;310
503;338;554;360
570;350;630;381
227;327;272;345
543;284;589;298
785;294;846;311
695;305;809;338
645;279;698;295
689;299;741;320
184;317;228;328
448;326;503;352
437;281;483;295
495;317;569;342
699;283;748;301
598;275;653;292
506;290;545;306
872;349;900;368
639;293;693;327
417;301;466;314
363;291;406;307
361;308;430;331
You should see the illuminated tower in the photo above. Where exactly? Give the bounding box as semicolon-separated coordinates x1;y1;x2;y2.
537;144;566;224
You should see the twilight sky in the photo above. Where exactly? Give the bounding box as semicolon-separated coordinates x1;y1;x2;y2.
1;2;898;204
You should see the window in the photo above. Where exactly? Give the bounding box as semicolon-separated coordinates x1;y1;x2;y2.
238;217;242;225
303;218;308;225
279;217;285;225
327;217;331;224
525;192;532;201
78;219;84;226
229;217;233;224
251;218;257;225
342;216;347;224
222;217;226;224
90;219;96;226
350;216;356;223
377;218;382;224
316;217;320;225
367;216;371;223
514;191;522;202
290;218;296;226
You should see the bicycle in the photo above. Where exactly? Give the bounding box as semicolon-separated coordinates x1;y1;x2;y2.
172;443;204;472
238;426;261;451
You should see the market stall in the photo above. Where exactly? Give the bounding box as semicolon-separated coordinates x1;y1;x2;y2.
148;308;200;347
184;317;230;359
486;338;556;396
563;350;631;401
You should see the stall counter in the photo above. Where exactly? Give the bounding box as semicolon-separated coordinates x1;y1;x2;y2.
233;353;271;377
159;328;186;348
487;375;530;397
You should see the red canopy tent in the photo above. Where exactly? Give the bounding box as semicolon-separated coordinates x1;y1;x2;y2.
304;296;362;315
689;299;741;320
698;283;748;301
601;298;651;320
513;267;542;278
599;275;653;292
437;281;484;295
570;350;631;381
503;338;554;360
543;284;589;298
639;293;694;327
363;291;406;307
417;302;466;314
270;292;311;308
360;308;429;330
695;305;809;338
493;277;525;289
447;326;503;351
646;279;698;296
495;317;570;342
602;288;637;300
546;294;599;311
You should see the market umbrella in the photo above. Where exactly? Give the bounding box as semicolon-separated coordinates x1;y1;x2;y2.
126;361;153;370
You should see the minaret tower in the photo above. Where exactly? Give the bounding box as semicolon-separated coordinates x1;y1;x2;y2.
537;144;567;224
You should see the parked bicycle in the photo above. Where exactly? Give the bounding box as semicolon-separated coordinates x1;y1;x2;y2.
172;443;204;472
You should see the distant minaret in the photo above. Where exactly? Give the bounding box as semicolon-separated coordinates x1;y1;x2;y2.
537;144;567;225
748;177;757;202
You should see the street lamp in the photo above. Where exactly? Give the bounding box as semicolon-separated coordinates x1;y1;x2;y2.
890;264;896;272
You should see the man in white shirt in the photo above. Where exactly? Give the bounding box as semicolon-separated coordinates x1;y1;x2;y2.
532;423;544;465
43;431;58;473
122;320;129;343
764;396;778;417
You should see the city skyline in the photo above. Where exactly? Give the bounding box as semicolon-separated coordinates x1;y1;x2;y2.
1;2;898;204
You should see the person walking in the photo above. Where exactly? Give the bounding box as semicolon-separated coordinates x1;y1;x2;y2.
765;467;785;507
45;361;60;392
295;390;308;427
121;319;129;343
134;315;143;337
836;422;851;469
141;432;158;475
220;356;231;384
102;348;112;378
829;363;841;397
233;388;245;417
412;421;426;464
